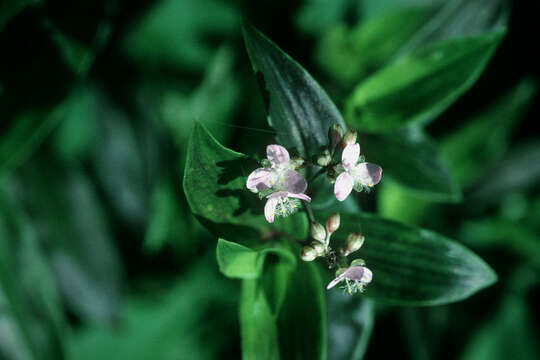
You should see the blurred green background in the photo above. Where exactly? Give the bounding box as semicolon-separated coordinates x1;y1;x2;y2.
1;0;539;359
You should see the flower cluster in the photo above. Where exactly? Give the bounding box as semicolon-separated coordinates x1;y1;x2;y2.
246;145;310;223
245;124;380;294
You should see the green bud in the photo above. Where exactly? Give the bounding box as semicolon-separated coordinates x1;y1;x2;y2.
350;258;366;267
316;149;332;167
326;213;340;234
343;131;357;147
290;156;305;169
310;222;326;242
311;241;326;256
300;246;318;261
328;124;344;148
345;233;365;255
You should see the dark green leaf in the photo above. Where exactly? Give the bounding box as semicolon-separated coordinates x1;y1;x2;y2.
183;123;308;241
321;212;497;305
346;32;504;132
440;79;537;186
216;238;296;279
242;21;346;158
361;128;461;202
0;0;40;32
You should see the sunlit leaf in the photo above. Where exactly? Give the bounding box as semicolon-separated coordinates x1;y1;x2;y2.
320;212;497;305
346;31;504;132
242;21;346;158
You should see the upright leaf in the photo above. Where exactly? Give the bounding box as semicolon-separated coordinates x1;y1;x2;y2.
319;212;496;305
242;21;346;158
346;32;504;132
360;128;461;202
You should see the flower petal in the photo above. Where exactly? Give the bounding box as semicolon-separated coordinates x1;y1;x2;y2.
264;197;279;223
354;163;383;187
281;170;307;194
288;192;311;202
267;144;290;166
326;272;346;290
246;168;274;192
334;172;354;201
267;191;289;199
344;266;372;284
342;143;360;170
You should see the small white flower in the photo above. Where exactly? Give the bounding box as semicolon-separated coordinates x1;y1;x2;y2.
326;265;373;294
334;143;382;201
246;145;311;223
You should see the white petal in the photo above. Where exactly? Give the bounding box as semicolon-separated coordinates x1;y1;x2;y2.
246;168;274;191
354;163;382;187
281;170;307;194
288;192;311;202
326;272;346;290
264;197;279;223
344;266;372;284
267;144;290;166
342;143;360;170
334;172;354;201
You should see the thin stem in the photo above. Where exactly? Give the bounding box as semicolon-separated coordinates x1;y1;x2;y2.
308;167;326;183
303;201;315;223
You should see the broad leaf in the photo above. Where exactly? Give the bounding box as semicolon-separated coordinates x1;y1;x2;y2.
346;32;504;132
216;238;296;279
320;212;497;305
242;21;346;158
360;128;461;202
184;123;308;241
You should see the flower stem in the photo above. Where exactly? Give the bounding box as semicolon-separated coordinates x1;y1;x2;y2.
302;201;315;223
308;167;326;183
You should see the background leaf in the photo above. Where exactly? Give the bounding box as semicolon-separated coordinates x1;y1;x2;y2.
242;21;346;158
346;32;504;132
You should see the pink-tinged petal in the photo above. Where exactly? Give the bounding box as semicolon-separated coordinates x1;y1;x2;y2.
326;272;346;290
288;192;311;202
267;144;290;166
334;172;354;201
342;143;360;170
246;168;274;191
281;170;307;194
267;191;289;199
264;197;279;223
354;163;382;187
344;266;372;284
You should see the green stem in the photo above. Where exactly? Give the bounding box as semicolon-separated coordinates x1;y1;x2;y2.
303;201;315;223
308;167;326;183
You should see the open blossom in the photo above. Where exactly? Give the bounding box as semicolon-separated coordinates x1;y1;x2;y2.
326;265;373;294
334;143;382;201
246;145;311;223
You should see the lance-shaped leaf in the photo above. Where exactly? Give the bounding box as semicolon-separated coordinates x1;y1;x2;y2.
346;31;505;132
321;212;496;305
184;123;308;241
242;21;346;158
360;128;461;202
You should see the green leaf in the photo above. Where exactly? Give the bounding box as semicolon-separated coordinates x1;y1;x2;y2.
0;0;40;32
321;212;497;305
346;32;504;132
316;6;432;85
440;79;537;186
183;123;308;241
238;243;326;360
216;238;296;279
242;21;346;158
0;183;65;360
360;128;461;202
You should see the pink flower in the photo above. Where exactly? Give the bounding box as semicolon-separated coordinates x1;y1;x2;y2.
246;145;311;223
334;143;382;201
326;266;373;293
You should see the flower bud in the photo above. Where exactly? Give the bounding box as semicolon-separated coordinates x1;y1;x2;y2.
350;258;366;267
344;233;365;255
310;222;326;242
300;246;318;261
326;213;340;234
311;241;326;256
343;131;357;147
328;124;344;148
316;149;332;167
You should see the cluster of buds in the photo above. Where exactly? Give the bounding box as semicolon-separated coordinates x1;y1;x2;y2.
300;213;340;261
